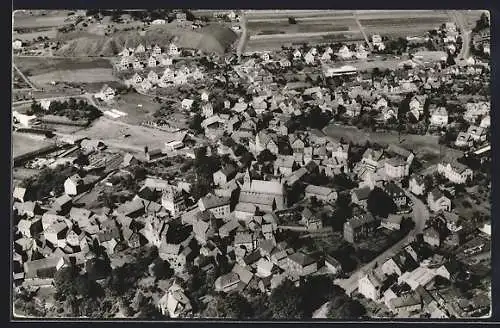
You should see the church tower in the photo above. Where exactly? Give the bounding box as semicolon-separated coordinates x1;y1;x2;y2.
243;169;252;187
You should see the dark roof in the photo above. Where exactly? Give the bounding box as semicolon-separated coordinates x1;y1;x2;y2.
288;252;316;267
243;250;261;265
353;186;371;200
385;183;405;197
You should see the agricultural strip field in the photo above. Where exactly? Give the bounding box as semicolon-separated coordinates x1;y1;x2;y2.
247;18;359;35
12;29;58;42
15;57;113;76
245;32;364;52
29;68;118;85
14;57;117;86
13;11;74;29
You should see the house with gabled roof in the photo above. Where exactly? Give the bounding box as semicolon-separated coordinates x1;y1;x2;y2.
427;189;451;213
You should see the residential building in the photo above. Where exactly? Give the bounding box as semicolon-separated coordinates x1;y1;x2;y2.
198;194;230;219
409;175;426;196
384;182;408;209
300;207;323;231
427;189;451;212
157;283;192;318
437;160;473;184
325;255;342;275
304;185;338;202
429;107;448;127
213;165;237;186
343;213;378;243
286;252;318;276
358;271;383;301
351;186;371;208
64;174;85;196
423;226;441;247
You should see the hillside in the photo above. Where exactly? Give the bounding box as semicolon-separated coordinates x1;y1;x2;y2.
56;23;238;57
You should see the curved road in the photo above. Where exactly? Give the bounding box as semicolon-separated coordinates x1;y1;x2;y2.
332;193;429;297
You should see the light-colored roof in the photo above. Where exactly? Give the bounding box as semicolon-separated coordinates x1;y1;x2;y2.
232;263;253;284
305;184;335;196
244;179;283;196
199;194;230;210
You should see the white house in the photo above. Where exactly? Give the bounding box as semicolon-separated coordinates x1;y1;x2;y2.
437;160;473;184
429;107;448;127
95;84;116;101
337;45;353;59
358;271;383;301
304;52;315;65
181;98;194;110
169;43;180;56
427;189;451;212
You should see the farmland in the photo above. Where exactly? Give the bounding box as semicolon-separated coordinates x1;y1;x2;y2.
14;56;117;88
13;10;76;29
14;57;113;76
242;10;482;53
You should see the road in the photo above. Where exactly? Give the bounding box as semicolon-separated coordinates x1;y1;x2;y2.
13;63;39;91
353;11;373;51
448;10;471;61
333;193;429;296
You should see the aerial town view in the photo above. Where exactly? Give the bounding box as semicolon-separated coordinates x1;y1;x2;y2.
12;9;491;319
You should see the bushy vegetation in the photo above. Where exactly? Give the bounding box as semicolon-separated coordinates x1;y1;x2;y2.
29;98;102;122
21;164;78;200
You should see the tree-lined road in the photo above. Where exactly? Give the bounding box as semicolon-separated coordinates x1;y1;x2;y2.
333;193;429;296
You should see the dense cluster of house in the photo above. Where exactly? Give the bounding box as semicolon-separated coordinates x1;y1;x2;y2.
12;16;490;318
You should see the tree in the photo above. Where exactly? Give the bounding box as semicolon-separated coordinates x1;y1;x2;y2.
269;279;304;319
151;258;174;280
211;293;252;319
257;149;277;163
367;187;397;218
446;53;456;67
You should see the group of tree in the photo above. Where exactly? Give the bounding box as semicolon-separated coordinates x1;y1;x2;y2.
21;163;78;200
472;12;490;33
367;187;397;218
29;98;102;122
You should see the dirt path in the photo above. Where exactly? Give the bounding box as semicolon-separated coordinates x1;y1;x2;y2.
13;63;39;91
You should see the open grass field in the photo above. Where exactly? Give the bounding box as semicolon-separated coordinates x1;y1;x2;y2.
323;124;464;160
29;68;118;85
13;29;58;42
98;92;162;125
15;57;113;76
71;116;180;152
13;10;74;29
12;133;55;158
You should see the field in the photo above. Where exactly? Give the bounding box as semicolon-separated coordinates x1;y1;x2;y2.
13;29;58;42
13;10;74;29
68;117;182;152
12;133;55;158
29;68;118;85
323;124;464;160
15;57;113;75
14;56;117;87
96;92;163;125
242;10;483;52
